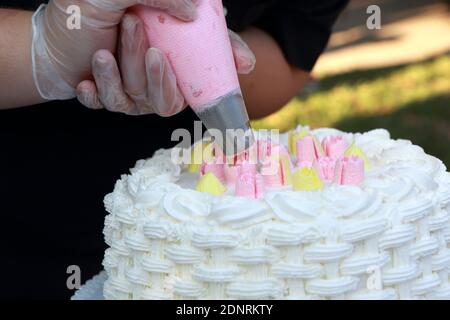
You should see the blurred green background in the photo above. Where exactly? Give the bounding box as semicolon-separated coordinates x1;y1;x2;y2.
251;0;450;168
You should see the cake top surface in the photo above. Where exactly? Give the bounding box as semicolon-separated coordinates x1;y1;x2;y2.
105;126;450;232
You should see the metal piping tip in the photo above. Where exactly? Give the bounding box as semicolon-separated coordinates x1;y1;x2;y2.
195;91;255;156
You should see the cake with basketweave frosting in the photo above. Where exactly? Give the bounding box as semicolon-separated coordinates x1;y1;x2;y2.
102;126;450;300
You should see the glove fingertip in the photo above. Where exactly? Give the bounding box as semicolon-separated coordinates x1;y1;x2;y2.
228;30;256;74
237;55;256;74
76;81;103;110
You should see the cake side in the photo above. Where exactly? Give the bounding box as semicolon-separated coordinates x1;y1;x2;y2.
102;127;450;299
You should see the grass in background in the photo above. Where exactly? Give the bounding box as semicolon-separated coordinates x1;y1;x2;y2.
251;54;450;167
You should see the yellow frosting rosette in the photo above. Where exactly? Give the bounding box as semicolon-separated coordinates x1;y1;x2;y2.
195;172;227;195
292;167;324;191
344;143;370;170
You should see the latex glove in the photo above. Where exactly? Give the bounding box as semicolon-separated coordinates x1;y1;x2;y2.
31;0;199;100
76;15;256;116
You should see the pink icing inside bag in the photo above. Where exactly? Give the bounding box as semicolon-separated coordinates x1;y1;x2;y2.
134;0;240;109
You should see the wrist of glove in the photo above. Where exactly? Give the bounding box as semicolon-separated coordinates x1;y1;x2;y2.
31;4;77;100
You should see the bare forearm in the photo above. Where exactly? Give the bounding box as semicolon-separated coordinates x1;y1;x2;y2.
0;9;45;109
238;27;309;119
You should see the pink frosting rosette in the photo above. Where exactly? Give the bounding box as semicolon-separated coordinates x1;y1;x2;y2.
322;135;348;158
200;159;226;184
296;136;324;165
334;156;364;185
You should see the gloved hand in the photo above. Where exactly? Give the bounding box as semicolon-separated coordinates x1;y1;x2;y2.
76;14;256;116
32;0;200;100
31;0;256;116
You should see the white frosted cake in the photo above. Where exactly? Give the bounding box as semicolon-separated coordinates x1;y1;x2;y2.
102;127;450;300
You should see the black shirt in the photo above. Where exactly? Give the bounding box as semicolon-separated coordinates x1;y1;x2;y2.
0;0;347;299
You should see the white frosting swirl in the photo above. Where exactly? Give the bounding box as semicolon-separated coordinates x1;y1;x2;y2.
265;190;322;222
271;263;323;279
378;224;416;249
124;231;152;251
173;278;203;298
341;217;388;242
389;166;438;191
304;243;353;263
140;256;174;273
165;245;204;264
131;148;181;181
354;128;391;157
306;276;359;296
210;196;272;228
226;279;283;299
398;197;434;223
139;288;171;300
143;219;179;240
191;229;240;249
410;237;439;259
163;189;212;222
411;274;441;296
192;265;241;282
340;252;390;275
435;172;450;207
382;263;419;285
432;250;450;271
429;208;450;231
265;224;320;246
230;246;280;264
125;267;151;286
364;173;416;202
102;248;119;269
322;185;382;218
349;289;396;300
